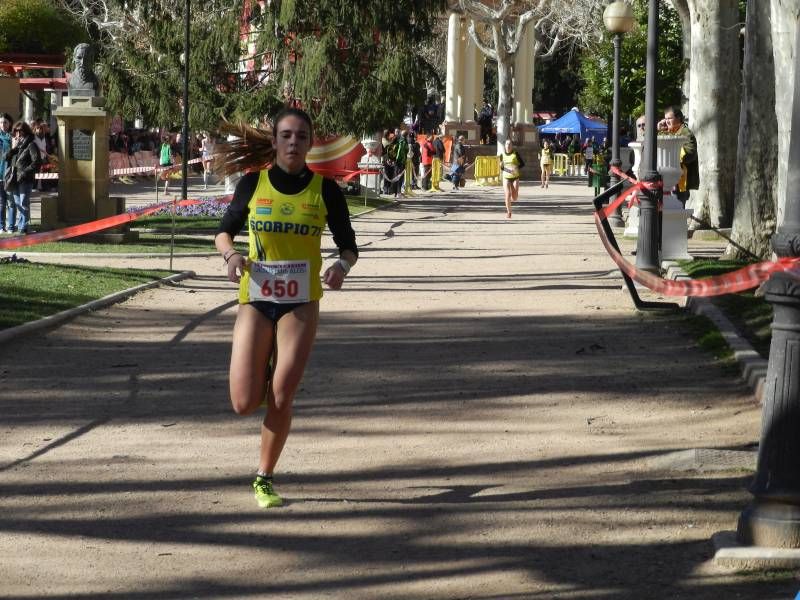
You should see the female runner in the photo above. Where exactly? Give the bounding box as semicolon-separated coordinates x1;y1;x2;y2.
539;139;553;188
498;138;525;218
214;108;358;508
200;133;214;190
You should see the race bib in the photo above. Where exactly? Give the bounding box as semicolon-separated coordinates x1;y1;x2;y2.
505;164;519;177
249;260;310;303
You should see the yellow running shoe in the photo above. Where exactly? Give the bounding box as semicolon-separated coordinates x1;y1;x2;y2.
253;475;283;508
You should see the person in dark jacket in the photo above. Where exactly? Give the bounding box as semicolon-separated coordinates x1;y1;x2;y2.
3;121;42;234
0;114;12;232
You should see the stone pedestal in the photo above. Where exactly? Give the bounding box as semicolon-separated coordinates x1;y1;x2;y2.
441;121;480;142
511;122;539;146
661;196;693;260
52;96;134;240
657;136;691;260
54;96;109;224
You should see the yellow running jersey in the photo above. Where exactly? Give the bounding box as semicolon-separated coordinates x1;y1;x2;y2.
501;151;521;180
239;169;328;303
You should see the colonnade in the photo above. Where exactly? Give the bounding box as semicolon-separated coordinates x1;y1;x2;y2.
442;12;536;144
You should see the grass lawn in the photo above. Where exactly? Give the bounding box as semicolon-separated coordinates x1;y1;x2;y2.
679;258;773;359
0;262;173;329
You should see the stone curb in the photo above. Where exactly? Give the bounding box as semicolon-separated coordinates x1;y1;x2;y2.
0;270;196;344
661;260;767;404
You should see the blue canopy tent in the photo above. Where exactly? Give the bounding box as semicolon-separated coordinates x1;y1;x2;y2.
537;108;607;140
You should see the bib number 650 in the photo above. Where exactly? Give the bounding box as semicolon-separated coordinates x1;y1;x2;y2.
260;278;299;299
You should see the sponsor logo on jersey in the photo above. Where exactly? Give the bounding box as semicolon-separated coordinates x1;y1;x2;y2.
249;220;323;236
256;198;273;206
256;207;272;215
280;203;295;216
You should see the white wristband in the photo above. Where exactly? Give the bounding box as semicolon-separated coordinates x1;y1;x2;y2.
336;258;351;275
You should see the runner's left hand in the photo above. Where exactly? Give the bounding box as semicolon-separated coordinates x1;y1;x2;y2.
323;263;345;290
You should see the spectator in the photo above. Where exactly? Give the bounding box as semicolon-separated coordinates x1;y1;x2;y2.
407;132;420;189
420;134;434;190
33;121;52;191
635;115;646;141
159;135;173;194
582;137;595;181
567;135;579;157
478;101;493;145
420;97;439;134
657;106;698;205
4;121;42;234
382;130;397;195
450;135;466;191
392;128;409;197
0;114;11;232
432;133;445;162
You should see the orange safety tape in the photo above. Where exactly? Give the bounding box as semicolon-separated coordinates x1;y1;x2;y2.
34;157;204;180
0;194;232;251
593;210;799;297
601;166;665;219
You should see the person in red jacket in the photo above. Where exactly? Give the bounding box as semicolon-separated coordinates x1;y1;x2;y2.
419;135;435;190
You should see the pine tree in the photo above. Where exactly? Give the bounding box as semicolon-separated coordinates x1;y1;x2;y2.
57;0;446;134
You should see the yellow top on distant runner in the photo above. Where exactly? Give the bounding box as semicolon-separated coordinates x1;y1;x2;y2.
239;169;327;303
500;151;521;180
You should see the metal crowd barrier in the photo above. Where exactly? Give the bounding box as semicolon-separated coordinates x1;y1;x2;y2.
474;156;500;185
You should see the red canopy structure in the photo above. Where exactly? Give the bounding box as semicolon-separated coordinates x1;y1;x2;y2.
0;53;68;90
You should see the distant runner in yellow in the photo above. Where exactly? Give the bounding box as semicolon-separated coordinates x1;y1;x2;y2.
498;138;525;218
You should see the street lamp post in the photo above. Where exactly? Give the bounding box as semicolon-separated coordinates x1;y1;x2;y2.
635;0;662;272
181;0;190;204
170;0;190;271
603;1;636;229
737;22;800;549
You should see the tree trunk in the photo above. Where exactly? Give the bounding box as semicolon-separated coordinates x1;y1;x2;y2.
669;0;692;107
726;0;777;259
494;22;513;153
685;0;741;228
771;0;800;225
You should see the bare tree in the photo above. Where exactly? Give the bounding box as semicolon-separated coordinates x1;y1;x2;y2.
770;0;800;227
725;0;777;259
668;0;740;229
54;0;141;43
450;0;605;151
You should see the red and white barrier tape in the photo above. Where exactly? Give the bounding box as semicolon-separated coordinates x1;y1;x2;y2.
600;166;663;219
34;157;203;180
595;172;798;296
0;194;232;251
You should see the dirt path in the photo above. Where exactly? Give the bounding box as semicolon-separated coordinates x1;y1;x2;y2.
1;180;795;599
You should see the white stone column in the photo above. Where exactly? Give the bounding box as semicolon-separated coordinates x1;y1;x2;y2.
514;24;535;125
462;29;479;122
473;49;485;111
445;12;464;123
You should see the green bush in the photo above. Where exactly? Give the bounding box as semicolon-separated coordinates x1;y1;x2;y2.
0;0;86;55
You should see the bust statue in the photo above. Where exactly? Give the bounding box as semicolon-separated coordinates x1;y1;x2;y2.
68;43;98;97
